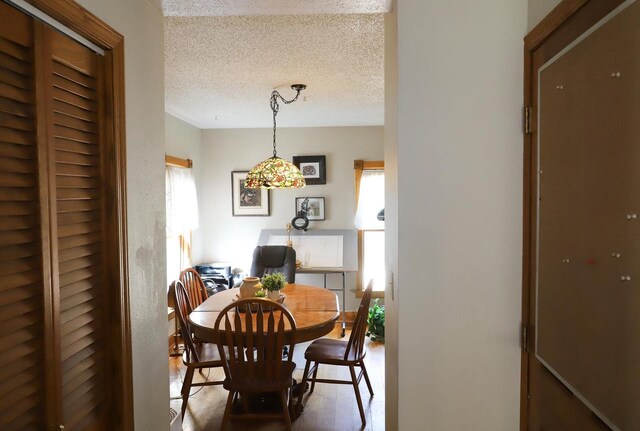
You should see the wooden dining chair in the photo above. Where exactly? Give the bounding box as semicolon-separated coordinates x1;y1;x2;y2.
179;267;209;310
296;280;375;426
169;280;224;418
213;298;298;431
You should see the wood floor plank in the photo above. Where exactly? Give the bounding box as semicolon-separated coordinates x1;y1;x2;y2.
169;327;385;431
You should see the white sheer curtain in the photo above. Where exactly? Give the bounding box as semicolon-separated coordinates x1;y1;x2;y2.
165;165;199;236
354;170;384;230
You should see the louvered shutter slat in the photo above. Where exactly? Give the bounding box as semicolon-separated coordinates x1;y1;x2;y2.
52;99;96;122
0;66;31;90
0;126;33;145
0;141;36;159
57;209;101;226
0;96;33;117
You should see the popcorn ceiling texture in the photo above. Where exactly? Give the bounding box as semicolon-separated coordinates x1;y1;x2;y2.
164;13;384;128
162;0;392;17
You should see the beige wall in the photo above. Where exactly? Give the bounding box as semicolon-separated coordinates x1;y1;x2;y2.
384;4;399;430
528;0;562;30
199;126;383;311
63;0;556;427
75;1;168;429
396;0;526;429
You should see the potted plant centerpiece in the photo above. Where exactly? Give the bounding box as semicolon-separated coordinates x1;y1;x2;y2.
261;272;287;301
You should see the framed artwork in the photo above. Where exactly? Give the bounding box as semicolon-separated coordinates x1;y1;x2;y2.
231;171;270;216
293;155;326;185
296;197;325;221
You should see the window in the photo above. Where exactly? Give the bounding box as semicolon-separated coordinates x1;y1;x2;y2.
165;157;198;286
354;160;385;296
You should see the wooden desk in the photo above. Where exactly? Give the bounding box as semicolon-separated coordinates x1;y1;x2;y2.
296;267;355;337
188;284;340;344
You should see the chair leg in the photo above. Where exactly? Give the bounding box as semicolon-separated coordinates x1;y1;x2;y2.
349;365;366;426
220;390;234;431
280;389;293;431
288;387;297;420
181;366;195;418
241;392;250;413
360;360;374;397
309;362;320;394
296;359;312;413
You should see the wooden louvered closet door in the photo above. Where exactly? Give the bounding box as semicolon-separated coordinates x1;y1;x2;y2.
0;4;47;430
0;3;123;430
44;27;109;430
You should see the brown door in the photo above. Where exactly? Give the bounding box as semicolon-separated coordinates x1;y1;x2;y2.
522;1;639;430
44;25;110;430
0;2;130;430
0;4;47;429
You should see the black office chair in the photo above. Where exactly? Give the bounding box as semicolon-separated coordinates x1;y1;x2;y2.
250;245;296;283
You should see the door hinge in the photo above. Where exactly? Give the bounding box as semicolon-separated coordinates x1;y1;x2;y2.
524;106;532;135
521;324;528;352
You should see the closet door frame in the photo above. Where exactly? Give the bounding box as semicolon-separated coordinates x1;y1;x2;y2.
25;0;133;428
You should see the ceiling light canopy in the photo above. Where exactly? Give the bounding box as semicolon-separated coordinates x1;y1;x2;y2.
245;84;307;189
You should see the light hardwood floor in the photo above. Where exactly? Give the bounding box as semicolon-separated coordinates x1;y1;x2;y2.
169;327;385;430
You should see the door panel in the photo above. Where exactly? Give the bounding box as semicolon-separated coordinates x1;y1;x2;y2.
523;0;637;429
0;3;46;430
0;1;129;429
45;26;108;431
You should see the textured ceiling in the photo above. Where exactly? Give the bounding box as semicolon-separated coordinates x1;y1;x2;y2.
164;13;384;128
161;0;392;17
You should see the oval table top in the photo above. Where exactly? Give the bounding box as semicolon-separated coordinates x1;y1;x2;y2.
189;283;340;344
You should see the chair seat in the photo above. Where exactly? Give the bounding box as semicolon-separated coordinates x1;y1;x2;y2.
304;338;365;364
182;342;224;366
223;362;296;393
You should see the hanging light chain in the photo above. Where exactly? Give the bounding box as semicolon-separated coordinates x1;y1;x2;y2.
270;86;304;157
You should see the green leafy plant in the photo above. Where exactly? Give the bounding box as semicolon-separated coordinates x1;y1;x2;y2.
261;273;287;292
366;299;385;342
254;288;267;298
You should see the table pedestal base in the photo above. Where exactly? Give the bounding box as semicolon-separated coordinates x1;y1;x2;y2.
231;379;309;421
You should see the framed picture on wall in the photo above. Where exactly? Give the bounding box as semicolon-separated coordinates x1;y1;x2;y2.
293;155;326;185
231;171;270;216
296;197;325;221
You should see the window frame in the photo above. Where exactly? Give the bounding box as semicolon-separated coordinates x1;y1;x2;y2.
354;160;385;298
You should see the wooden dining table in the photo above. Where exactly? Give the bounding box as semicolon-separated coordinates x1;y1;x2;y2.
188;283;340;344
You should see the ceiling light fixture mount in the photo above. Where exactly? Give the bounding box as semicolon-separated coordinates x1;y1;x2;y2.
245;84;307;189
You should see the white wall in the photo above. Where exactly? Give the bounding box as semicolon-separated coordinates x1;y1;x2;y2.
396;1;526;429
199;126;383;311
75;1;168;430
384;4;399;430
165;113;204;263
528;0;563;30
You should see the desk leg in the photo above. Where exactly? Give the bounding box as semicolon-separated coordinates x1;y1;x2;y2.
320;272;346;337
341;272;346;337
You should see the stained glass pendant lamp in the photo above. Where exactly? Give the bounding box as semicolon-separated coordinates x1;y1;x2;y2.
245;84;307;189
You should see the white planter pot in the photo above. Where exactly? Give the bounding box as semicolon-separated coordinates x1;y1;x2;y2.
267;290;281;301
